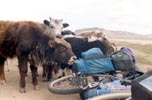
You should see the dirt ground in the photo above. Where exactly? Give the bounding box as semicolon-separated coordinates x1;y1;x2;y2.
0;59;81;100
1;39;151;100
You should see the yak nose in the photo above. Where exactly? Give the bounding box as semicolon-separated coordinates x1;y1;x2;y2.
68;56;77;65
73;56;77;60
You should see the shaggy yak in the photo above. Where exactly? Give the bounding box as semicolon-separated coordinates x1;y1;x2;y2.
43;32;117;80
0;20;75;93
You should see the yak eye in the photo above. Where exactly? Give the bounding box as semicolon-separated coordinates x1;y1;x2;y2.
61;47;66;51
50;25;54;29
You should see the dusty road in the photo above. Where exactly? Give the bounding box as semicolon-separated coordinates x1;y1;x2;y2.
0;59;80;100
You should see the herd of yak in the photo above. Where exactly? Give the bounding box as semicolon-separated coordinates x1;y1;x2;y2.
0;17;116;93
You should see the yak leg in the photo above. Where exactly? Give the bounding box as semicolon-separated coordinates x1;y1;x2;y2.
42;64;46;78
0;56;6;84
18;58;28;93
30;65;39;90
42;64;52;82
47;65;53;81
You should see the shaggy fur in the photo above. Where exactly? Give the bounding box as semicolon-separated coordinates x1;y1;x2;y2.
0;21;75;93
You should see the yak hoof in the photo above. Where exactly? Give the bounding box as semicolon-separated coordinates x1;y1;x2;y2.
42;78;51;82
25;73;28;77
42;79;48;82
34;85;39;90
42;77;48;82
36;73;39;77
0;80;6;85
20;88;26;93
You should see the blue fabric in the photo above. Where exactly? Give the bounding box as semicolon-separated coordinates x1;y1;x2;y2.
74;48;115;74
81;48;103;58
74;57;115;74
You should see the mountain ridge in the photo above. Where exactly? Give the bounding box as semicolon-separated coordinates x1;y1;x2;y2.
75;27;151;39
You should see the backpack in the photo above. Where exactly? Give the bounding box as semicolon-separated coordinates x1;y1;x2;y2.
111;47;136;71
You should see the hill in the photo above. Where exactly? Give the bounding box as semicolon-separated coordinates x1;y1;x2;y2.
75;27;151;39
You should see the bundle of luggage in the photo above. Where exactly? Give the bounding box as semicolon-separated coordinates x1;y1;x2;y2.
73;47;136;74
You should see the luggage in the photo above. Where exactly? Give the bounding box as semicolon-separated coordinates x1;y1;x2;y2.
73;48;115;74
84;80;131;99
73;47;136;74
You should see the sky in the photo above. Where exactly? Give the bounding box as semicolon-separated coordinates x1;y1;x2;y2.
0;0;152;35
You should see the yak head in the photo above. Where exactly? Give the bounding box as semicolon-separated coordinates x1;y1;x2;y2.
48;38;76;65
43;17;69;37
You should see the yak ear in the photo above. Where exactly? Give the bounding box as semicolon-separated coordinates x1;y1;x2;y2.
63;23;69;28
43;20;50;26
49;17;52;21
48;40;56;48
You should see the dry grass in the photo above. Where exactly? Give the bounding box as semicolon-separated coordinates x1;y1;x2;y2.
115;41;152;65
136;55;152;65
116;41;152;54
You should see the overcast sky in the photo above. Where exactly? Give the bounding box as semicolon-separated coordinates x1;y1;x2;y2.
0;0;152;35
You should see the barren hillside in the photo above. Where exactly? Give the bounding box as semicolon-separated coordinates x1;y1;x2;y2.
75;27;152;39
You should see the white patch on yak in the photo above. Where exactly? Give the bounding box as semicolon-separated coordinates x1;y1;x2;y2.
63;35;84;39
44;17;69;37
63;34;75;38
88;36;103;42
49;18;64;36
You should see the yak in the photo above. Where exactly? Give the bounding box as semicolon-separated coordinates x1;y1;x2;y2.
0;20;75;93
43;34;117;80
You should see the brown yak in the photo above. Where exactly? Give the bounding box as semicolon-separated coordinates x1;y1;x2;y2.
0;20;75;93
